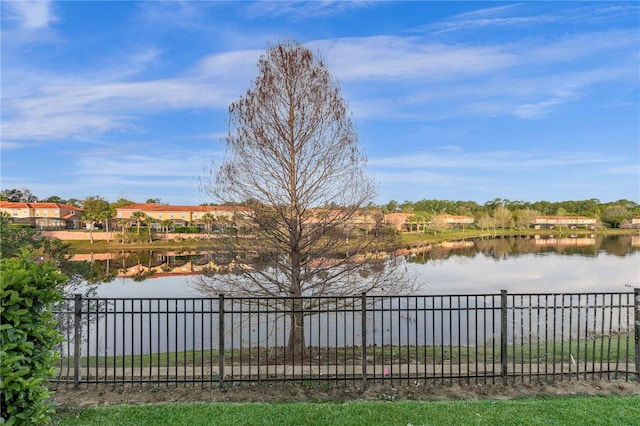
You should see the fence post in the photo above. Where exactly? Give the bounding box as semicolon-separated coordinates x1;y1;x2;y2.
361;292;367;389
635;288;639;381
73;294;82;389
218;294;225;389
500;290;508;385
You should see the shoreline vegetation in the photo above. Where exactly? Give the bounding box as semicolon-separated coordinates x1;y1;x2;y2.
60;227;637;255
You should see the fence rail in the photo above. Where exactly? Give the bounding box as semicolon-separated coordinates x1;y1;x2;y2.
53;290;640;387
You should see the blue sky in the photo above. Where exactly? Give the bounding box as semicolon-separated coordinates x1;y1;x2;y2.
1;1;638;206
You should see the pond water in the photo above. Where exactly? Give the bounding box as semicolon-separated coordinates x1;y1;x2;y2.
89;235;640;297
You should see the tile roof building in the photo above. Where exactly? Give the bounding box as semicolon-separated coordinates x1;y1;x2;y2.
115;203;250;227
532;215;597;229
0;201;84;229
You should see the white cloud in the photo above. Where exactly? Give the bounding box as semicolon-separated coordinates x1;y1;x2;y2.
3;0;57;29
369;149;610;171
523;30;639;64
2;25;637;143
1;78;236;141
75;154;202;177
430;15;557;34
313;36;515;81
604;165;640;175
246;1;371;19
309;27;636;121
2;46;271;143
513;98;567;119
188;49;262;82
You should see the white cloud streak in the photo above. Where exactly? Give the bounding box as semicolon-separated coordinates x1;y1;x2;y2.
369;149;611;171
74;154;206;177
246;1;372;19
313;36;516;81
2;78;235;142
2;0;57;29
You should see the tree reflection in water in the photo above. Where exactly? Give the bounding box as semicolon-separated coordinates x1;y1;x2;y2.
70;235;638;285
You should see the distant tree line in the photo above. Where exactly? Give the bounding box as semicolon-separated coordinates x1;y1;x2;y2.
1;188;638;229
381;197;639;229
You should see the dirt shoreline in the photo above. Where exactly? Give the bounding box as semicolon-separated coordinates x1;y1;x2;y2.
51;380;640;408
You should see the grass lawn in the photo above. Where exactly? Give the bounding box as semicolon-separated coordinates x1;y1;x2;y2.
53;395;640;425
63;333;634;371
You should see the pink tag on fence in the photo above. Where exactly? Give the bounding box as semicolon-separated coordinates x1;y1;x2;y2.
383;368;390;376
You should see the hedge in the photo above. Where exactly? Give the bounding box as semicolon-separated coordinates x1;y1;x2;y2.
1;251;66;425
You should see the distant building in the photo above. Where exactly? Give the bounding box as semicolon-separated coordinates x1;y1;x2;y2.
631;216;640;229
531;215;596;229
305;208;383;232
432;214;475;228
384;213;475;231
384;213;414;231
0;201;84;229
115;203;249;228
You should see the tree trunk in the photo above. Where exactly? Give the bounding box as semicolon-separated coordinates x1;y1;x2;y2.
286;298;307;360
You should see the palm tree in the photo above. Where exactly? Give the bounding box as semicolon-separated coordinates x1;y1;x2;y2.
130;211;147;236
143;216;155;243
82;212;96;244
202;213;215;236
117;219;129;243
160;219;173;241
217;215;229;234
98;210;114;242
160;219;173;232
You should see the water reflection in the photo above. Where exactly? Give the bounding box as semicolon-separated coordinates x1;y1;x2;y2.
407;234;638;263
74;234;639;282
412;251;639;294
81;235;640;298
405;235;639;294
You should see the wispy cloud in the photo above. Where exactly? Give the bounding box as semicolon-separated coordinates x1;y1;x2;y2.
2;79;231;141
369;149;611;171
1;77;237;142
324;28;637;120
1;46;265;144
66;152;216;202
314;36;515;81
2;0;57;29
74;154;208;177
246;1;372;19
430;14;557;34
423;2;639;35
604;165;640;175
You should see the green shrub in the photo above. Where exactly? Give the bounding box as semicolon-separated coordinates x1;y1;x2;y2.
174;226;199;234
1;251;66;425
123;227;155;242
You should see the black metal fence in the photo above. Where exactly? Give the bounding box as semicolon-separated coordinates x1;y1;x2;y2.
52;290;639;388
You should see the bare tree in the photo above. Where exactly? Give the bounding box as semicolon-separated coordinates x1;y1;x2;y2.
514;208;539;230
493;206;514;231
198;42;408;358
476;213;497;235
